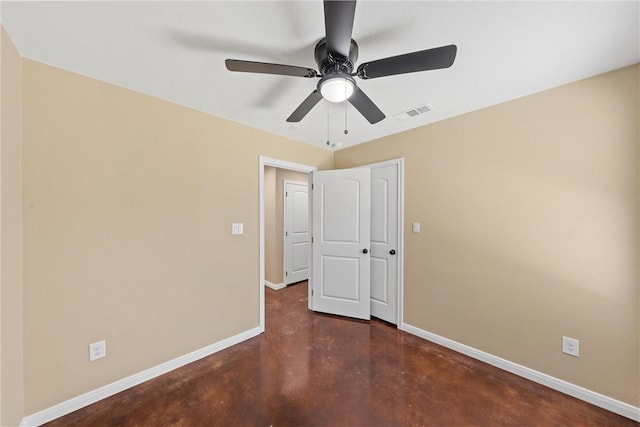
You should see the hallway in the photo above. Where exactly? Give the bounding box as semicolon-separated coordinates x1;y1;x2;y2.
45;282;636;426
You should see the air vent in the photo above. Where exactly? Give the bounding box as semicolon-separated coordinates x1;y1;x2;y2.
393;103;434;121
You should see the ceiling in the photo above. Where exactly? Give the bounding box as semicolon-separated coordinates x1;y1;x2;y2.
2;1;638;151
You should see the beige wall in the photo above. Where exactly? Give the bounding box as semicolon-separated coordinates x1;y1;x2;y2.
20;59;332;414
265;167;309;285
1;26;24;427
335;65;640;405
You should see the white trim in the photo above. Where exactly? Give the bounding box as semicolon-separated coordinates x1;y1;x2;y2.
400;323;640;422
20;327;262;427
259;156;317;332
307;172;314;311
265;280;286;290
360;158;405;327
397;159;404;328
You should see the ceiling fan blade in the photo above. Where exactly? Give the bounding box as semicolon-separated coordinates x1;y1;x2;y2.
348;87;385;124
287;90;323;122
324;0;356;58
357;44;457;80
226;59;317;78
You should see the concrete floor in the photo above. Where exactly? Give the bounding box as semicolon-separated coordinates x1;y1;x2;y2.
45;281;637;426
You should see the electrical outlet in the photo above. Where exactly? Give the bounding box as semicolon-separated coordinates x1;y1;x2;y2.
89;340;106;361
562;336;579;357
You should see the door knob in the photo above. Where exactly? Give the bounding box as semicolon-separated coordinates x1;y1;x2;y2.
362;249;368;254
389;249;396;255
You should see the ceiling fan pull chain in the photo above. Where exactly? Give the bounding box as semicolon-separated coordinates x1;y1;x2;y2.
326;103;331;146
344;100;349;135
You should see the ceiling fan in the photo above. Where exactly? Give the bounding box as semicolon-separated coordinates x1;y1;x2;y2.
225;0;457;124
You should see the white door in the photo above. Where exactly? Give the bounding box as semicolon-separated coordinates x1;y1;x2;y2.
284;181;309;285
369;163;399;324
310;168;371;320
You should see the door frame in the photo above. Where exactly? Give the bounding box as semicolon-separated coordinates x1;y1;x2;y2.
283;179;310;286
360;158;404;327
259;156;316;332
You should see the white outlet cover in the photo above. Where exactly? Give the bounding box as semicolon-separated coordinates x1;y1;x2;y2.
412;222;421;233
562;336;580;357
89;340;106;361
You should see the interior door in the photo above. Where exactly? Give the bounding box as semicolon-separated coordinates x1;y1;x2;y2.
284;181;309;285
310;168;371;320
369;163;399;324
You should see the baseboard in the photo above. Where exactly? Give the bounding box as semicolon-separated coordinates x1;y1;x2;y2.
265;280;286;290
20;326;262;427
20;323;639;425
400;323;640;422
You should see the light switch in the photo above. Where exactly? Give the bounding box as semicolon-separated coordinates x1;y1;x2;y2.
232;223;244;235
412;222;421;233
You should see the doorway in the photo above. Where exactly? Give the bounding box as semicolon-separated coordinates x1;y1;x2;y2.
283;180;310;285
259;156;404;331
308;158;403;324
259;157;317;331
264;166;311;290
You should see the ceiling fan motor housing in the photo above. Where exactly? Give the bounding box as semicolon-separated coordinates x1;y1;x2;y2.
314;37;359;76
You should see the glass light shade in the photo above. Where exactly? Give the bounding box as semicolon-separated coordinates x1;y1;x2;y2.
319;76;355;103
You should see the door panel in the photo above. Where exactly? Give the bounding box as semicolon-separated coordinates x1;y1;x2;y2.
284;182;309;285
371;178;389;243
311;168;370;320
322;256;360;300
292;190;308;232
291;242;309;271
369;164;398;324
321;179;360;242
370;257;388;303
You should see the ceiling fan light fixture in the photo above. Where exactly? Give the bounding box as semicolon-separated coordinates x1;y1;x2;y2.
319;75;355;103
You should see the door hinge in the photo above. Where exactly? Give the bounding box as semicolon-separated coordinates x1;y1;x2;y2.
311;183;314;190
286;271;288;276
311;236;314;243
285;231;288;237
311;289;314;296
286;191;288;197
